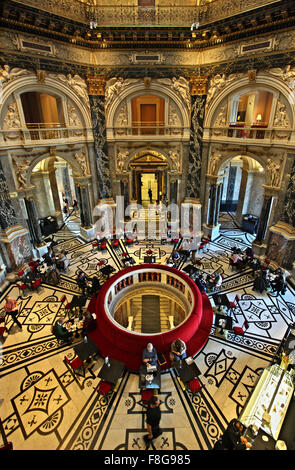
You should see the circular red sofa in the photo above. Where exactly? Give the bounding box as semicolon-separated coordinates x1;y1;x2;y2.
88;264;213;371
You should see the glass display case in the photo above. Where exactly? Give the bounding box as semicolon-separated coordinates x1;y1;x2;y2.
239;364;294;440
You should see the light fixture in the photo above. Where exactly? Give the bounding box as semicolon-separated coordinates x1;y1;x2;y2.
191;21;199;31
256;113;262;123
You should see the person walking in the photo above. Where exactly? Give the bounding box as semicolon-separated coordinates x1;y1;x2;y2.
4;295;22;330
148;188;153;204
144;396;162;449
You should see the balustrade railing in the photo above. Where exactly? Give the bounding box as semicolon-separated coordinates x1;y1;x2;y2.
13;0;281;27
112;123;188;137
210;126;292;141
0;125;91;145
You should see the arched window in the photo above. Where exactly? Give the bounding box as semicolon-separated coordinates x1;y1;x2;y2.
20;91;65;129
230;90;273;127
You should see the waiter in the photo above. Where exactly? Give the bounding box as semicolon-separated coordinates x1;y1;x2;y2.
4;295;22;329
144;396;162;449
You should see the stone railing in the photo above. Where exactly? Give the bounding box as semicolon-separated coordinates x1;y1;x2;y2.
0;126;93;146
110;124;189;138
209;125;293;142
12;0;281;26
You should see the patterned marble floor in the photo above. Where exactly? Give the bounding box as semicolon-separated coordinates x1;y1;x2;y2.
0;227;294;451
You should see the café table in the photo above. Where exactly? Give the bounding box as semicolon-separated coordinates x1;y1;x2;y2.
214;312;233;330
98;358;125;385
74;336;99;363
174;357;201;384
100;265;116;278
139;364;161;390
212;293;230;310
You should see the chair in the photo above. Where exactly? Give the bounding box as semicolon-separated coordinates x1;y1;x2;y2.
112;239;119;250
228;295;240;315
99;241;107;251
17;282;29;296
233;319;249;336
0;317;7;340
95;380;113;396
187;377;203;395
61;294;74;317
198;243;204;253
32;278;42;292
17;270;24;278
139;389;154;408
92;241;99;252
64;355;84;373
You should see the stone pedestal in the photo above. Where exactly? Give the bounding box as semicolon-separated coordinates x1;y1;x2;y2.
181;198;202;241
202;223;221;241
33;243;48;260
0;224;32;270
80;225;95;242
252;241;268;260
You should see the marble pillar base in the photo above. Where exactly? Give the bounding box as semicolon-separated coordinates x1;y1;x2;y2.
252;241;267;259
0;225;32;271
80;225;95;242
32;243;48;260
202;223;221;241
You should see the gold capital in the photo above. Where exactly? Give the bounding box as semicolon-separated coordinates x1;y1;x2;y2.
87;76;106;95
190;75;208;95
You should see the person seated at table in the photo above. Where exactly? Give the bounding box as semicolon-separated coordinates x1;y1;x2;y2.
142;343;158;367
44;248;56;266
194;274;207;293
231;250;243;267
82;311;97;335
56;251;70;272
47;265;60;285
214;419;251;450
89;276;101;295
271;273;285;297
53;317;72;343
252;271;267;294
170;338;187;365
76;271;88;294
244;246;254;260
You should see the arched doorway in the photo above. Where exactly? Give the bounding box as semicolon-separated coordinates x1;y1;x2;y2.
31;156;79;238
218;155;265;231
129;150;169;207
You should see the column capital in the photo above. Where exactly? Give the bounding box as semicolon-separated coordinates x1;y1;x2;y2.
190;75;208;95
86;76;106;95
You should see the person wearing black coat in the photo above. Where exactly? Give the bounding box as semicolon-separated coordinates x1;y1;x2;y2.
214;419;251;450
253;272;267;294
271;275;285;297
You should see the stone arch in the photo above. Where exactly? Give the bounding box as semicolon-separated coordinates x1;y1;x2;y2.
26;150;83;189
106;79;190;131
204;72;295;130
0;73;92;130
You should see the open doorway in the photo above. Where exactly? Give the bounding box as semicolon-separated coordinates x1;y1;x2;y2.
218;155;265;232
31;156;80;240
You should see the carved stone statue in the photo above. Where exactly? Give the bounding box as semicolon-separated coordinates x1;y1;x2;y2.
207;74;227;103
273;102;290;128
105;77;124;104
14;159;30;190
208;153;221;175
266;158;282;187
171;76;190;108
168;150;180;172
0;64;28;85
68;105;81;127
4;103;21;128
269;65;295;90
214;105;227;126
75;150;88;176
116;150;129;172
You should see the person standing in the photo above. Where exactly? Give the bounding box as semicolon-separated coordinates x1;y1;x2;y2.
144;396;162;449
148;188;153;204
214;418;251;450
4;295;22;329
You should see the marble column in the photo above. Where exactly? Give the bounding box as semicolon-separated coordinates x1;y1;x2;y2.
62;166;73;206
252;186;279;258
185;94;207;201
24;196;44;246
0;160;34;270
203;175;222;241
235;167;248;225
255;195;273;244
74;179;94;241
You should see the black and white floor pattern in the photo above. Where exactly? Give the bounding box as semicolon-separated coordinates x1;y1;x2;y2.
0;227;294;450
